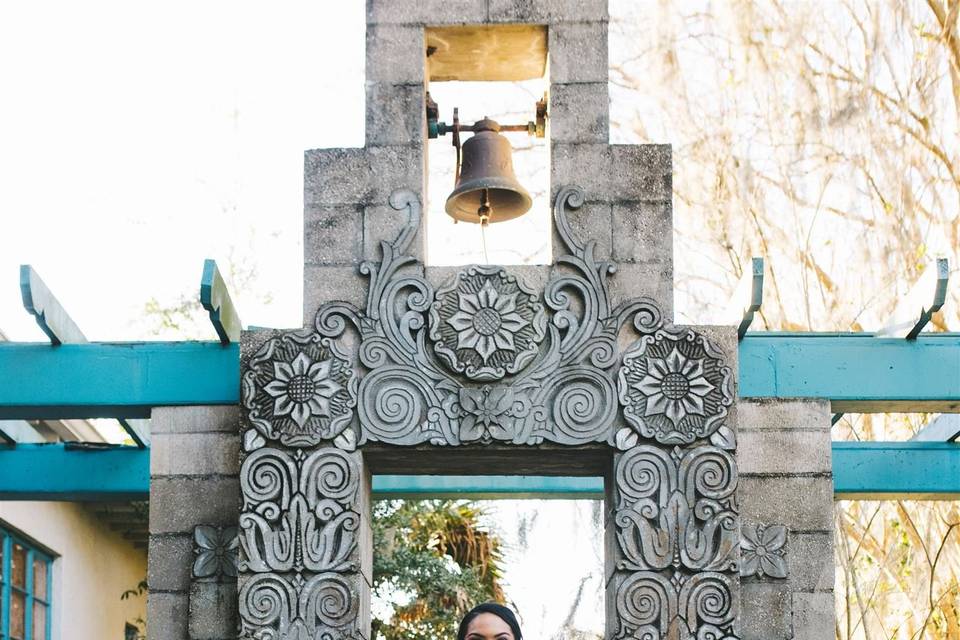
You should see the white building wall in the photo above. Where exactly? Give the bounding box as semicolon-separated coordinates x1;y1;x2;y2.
0;501;147;640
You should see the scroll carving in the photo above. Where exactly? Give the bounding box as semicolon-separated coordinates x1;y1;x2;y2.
238;447;362;639
240;186;741;640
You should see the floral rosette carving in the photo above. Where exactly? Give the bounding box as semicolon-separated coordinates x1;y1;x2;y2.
618;329;733;445
429;265;546;381
243;331;358;447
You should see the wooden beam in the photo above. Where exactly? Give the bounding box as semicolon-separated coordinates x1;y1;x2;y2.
3;442;959;501
19;265;87;345
0;342;239;419
200;259;242;345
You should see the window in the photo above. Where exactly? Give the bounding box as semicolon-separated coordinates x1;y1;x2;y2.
0;527;52;640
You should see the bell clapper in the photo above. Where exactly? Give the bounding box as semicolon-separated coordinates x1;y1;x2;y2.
479;188;491;264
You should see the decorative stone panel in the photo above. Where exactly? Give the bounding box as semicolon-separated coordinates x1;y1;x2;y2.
242;187;741;639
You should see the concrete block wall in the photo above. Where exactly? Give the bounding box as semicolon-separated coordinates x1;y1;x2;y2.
738;399;835;640
147;406;240;640
304;0;673;323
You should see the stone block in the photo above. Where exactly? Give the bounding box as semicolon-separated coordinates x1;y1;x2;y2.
147;591;189;640
367;0;487;25
738;430;832;476
151;432;240;477
606;145;672;202
148;533;194;592
366;145;425;204
303;265;370;326
151;406;239;435
605;263;673;323
552;200;611;258
551;143;609;198
611;200;671;266
149;476;240;535
488;0;608;23
365;23;425;84
304;148;370;207
739;399;831;432
740;582;791;640
549;21;608;84
365;82;425;147
791;592;835;640
738;476;834;532
304;204;364;266
363;203;426;262
188;581;238;640
551;144;672;203
788;531;835;592
549;82;608;143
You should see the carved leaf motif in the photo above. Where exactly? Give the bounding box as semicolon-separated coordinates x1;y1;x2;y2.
740;523;788;579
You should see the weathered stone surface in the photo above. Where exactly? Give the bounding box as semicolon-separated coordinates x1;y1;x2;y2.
304;204;363;266
147;591;189;640
606;263;673;324
303;265;369;325
148;533;194;593
549;82;609;143
364;204;425;262
149;476;240;535
738;476;834;532
611;200;671;266
304;148;370;206
366;23;425;84
188;582;237;640
367;0;487;25
740;398;831;431
151;432;239;477
788;531;836;592
551;143;672;202
791;592;836;640
552;200;611;259
488;0;608;22
365;82;425;147
549;21;608;83
151;406;239;435
738;429;832;475
740;582;791;640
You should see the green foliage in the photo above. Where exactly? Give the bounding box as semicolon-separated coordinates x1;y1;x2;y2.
372;500;506;640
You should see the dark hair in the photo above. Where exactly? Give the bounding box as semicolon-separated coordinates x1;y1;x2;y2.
457;603;522;640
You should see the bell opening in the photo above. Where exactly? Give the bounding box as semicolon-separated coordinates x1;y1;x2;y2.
426;79;550;266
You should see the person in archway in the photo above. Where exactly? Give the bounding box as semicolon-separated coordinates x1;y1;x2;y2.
457;603;523;640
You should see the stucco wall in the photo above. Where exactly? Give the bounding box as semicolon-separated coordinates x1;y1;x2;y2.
0;501;147;640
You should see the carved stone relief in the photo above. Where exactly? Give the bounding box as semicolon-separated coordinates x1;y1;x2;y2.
740;523;788;579
192;525;239;582
239;186;741;640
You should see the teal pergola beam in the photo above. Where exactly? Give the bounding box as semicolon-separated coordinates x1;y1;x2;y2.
738;333;960;411
2;442;958;500
0;342;240;419
0;333;957;419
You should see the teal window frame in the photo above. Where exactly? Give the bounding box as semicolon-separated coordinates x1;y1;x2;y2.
0;527;53;640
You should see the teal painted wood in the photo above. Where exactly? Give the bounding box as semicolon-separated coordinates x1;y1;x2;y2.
739;333;960;411
19;265;87;345
0;342;239;419
200;259;242;345
0;334;957;418
832;441;960;499
372;475;605;499
0;444;150;500
3;442;959;500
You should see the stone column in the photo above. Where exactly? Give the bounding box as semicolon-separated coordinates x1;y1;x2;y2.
738;400;835;640
147;406;240;640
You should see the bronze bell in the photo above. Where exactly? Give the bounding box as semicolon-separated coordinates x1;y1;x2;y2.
445;117;532;224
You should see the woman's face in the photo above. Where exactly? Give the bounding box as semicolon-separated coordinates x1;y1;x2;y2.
464;613;515;640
